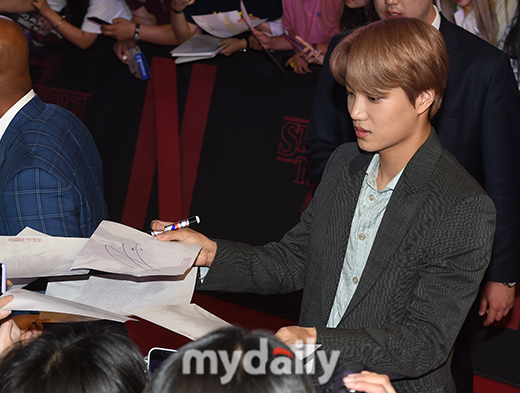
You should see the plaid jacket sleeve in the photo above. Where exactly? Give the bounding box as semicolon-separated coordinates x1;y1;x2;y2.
1;167;85;237
0;95;108;237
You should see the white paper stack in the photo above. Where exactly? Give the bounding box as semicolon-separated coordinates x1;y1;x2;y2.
171;35;227;64
0;221;230;339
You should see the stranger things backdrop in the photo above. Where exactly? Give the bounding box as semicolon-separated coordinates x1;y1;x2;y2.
6;14;520;388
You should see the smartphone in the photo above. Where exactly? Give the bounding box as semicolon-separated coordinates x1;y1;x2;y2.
87;17;111;25
146;347;177;374
1;263;6;294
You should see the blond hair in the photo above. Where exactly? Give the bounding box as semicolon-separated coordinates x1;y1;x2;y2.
330;18;449;119
474;0;498;45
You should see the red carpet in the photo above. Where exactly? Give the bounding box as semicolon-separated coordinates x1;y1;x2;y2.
475;375;520;393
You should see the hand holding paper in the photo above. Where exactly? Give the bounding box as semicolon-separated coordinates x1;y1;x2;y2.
72;221;201;276
152;220;216;267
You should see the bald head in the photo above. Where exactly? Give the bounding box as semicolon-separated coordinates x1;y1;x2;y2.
0;16;32;111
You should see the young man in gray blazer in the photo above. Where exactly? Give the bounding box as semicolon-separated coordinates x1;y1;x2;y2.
153;18;496;393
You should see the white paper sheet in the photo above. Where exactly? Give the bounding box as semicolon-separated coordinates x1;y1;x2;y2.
71;221;201;277
192;11;267;38
0;288;131;323
0;228;89;278
127;303;231;341
170;34;226;58
17;227;50;237
240;2;256;37
174;54;215;64
46;267;198;315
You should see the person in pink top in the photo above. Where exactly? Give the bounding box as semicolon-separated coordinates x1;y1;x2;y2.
282;0;342;45
251;0;343;74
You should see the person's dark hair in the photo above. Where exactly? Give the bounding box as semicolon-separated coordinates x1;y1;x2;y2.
60;0;90;28
339;1;378;32
504;1;520;61
144;326;316;393
0;321;147;393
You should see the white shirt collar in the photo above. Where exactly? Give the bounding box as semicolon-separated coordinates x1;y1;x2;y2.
366;154;405;193
0;89;36;142
432;4;441;30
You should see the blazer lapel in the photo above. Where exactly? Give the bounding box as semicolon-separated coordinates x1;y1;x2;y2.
0;96;40;186
319;150;372;326
0;145;5;169
341;131;443;319
440;15;460;85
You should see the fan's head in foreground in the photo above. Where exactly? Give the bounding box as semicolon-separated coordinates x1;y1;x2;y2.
144;326;316;393
0;322;147;393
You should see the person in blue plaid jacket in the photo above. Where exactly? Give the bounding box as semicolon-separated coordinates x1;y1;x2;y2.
0;16;108;237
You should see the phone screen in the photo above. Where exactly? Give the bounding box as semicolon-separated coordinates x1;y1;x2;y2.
147;347;176;374
1;263;6;294
87;17;111;25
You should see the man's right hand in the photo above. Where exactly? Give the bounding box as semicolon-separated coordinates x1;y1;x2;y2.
151;220;217;267
344;371;396;393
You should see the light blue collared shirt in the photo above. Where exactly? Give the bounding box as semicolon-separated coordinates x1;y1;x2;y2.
327;154;404;328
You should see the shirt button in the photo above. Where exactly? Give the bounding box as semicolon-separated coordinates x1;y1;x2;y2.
369;194;375;201
352;277;359;284
358;233;366;241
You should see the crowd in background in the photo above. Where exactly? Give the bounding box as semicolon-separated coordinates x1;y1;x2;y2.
0;0;516;82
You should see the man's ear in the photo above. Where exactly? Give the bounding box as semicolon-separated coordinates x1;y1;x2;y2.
415;89;435;116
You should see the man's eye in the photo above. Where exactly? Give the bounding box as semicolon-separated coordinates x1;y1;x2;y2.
368;96;381;102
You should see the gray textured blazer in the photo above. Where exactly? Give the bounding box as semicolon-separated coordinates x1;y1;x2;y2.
201;130;496;392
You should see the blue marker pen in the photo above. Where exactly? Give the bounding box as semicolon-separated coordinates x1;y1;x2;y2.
151;216;200;236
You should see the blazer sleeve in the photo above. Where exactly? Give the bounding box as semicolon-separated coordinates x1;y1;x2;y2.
480;51;520;282
199;201;315;295
0;167;84;237
315;193;496;380
198;143;355;294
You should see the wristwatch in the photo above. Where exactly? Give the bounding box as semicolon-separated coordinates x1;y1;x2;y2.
503;282;517;288
133;23;141;41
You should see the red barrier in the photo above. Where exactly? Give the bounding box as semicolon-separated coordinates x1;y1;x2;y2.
121;59;217;228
